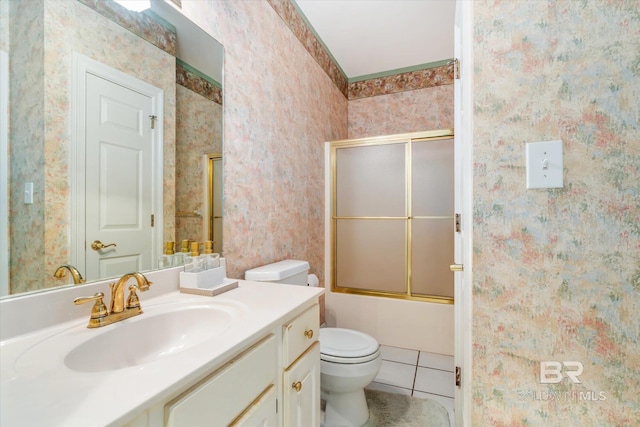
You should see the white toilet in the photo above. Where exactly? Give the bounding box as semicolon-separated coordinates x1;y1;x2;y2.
319;327;381;427
245;260;382;427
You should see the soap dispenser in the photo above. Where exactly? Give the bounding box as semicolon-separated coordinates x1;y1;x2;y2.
203;240;220;269
174;239;190;266
159;241;175;268
184;242;205;272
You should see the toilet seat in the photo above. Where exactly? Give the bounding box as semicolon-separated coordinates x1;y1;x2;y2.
320;328;380;364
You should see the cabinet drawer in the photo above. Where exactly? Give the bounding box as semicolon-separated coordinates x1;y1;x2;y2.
283;304;319;367
165;334;277;427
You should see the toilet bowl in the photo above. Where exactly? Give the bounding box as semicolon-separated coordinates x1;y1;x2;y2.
245;260;382;427
320;328;381;427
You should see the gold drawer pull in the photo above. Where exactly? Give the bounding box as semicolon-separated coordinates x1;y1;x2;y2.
304;329;314;339
292;381;302;392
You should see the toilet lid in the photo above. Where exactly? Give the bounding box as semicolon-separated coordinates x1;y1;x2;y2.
320;328;379;362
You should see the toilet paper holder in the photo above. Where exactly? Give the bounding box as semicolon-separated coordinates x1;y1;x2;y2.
307;274;319;287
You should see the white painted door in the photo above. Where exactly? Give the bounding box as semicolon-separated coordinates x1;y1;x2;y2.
84;73;154;281
0;50;8;296
454;1;474;426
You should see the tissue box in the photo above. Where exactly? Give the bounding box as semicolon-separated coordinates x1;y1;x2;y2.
179;258;238;296
179;265;226;289
179;261;238;296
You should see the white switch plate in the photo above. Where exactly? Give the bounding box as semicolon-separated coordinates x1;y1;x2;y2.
526;140;563;189
24;182;34;204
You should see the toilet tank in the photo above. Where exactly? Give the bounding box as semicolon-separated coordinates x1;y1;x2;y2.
245;260;310;285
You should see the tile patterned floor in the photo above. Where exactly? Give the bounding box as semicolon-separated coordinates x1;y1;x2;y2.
365;345;455;426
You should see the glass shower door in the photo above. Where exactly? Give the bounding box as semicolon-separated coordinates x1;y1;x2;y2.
331;129;454;303
411;138;454;298
334;142;407;294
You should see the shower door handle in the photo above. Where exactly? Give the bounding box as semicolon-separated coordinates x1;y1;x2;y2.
449;264;464;272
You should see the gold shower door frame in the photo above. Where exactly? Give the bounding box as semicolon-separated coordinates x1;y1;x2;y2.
207;153;223;253
330;129;455;304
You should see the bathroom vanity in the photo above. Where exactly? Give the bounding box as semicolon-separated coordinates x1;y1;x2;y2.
0;268;323;426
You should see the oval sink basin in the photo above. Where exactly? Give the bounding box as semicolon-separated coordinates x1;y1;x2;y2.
64;302;237;372
13;299;245;375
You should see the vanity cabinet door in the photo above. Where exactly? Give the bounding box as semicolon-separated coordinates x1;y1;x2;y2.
230;385;277;427
165;334;276;427
283;342;321;427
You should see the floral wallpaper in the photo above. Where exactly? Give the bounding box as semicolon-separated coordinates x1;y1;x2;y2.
0;0;9;52
174;83;222;246
348;63;454;101
178;1;349;292
472;0;640;424
176;62;222;105
77;0;176;56
348;84;454;139
7;0;45;293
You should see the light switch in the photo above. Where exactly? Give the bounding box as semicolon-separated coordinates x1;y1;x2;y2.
24;182;33;204
526;140;563;189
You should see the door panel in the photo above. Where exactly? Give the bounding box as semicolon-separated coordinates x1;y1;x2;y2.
99;255;141;280
0;50;8;296
412;138;454;216
335;143;406;217
85;73;153;281
335;219;406;293
412;218;454;297
454;1;473;424
230;386;277;427
99;143;142;227
283;342;321;427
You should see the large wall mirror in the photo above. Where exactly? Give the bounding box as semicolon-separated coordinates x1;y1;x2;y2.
0;0;223;297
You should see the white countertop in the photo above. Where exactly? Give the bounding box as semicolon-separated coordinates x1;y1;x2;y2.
0;280;323;426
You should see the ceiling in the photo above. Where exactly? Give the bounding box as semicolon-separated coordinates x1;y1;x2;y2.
293;0;456;80
142;0;456;85
149;0;224;84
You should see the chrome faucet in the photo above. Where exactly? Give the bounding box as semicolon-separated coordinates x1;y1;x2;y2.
74;272;153;328
53;264;85;284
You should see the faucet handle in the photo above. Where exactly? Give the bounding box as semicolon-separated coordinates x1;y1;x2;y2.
74;292;108;328
126;285;141;310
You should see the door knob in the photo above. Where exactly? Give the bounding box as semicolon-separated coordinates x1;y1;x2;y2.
304;329;314;339
292;381;302;392
91;240;117;251
449;264;464;272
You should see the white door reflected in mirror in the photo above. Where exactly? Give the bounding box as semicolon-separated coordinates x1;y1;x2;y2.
73;53;164;282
